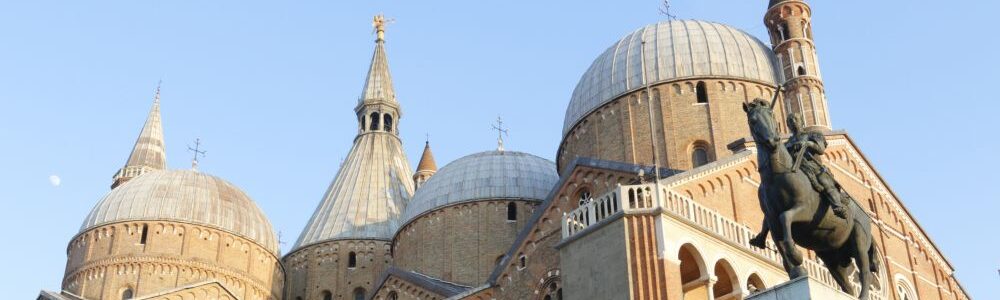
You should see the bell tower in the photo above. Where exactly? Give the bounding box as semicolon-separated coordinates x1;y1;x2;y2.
765;0;831;130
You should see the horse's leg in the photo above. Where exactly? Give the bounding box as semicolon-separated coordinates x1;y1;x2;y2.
774;239;807;279
816;250;856;296
778;206;808;265
854;227;873;300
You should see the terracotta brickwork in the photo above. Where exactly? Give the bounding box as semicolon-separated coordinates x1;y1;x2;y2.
558;79;789;175
62;221;283;300
368;275;445;300
392;200;536;286
282;239;391;300
765;0;830;129
490;166;638;300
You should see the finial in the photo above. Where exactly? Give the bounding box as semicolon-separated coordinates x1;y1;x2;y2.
372;14;394;42
491;116;509;152
425;133;430;145
153;80;162;104
187;138;206;170
659;0;678;21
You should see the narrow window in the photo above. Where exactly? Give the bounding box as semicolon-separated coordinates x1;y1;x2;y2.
506;202;517;221
780;23;790;41
296;297;303;300
369;112;380;131
348;251;357;268
518;254;527;270
353;288;366;300
360;115;366;132
322;291;332;300
797;66;807;76
692;146;709;168
121;288;133;300
383;114;393;132
696;81;709;104
388;292;398;300
139;225;148;245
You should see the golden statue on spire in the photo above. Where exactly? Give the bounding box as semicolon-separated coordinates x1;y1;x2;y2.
372;14;394;41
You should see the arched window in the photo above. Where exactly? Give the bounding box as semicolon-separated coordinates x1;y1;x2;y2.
387;292;398;300
295;297;303;300
348;251;357;268
895;276;918;300
121;288;133;300
353;288;366;300
507;202;517;221
798;66;807;76
322;290;332;300
747;273;766;295
696;81;709;104
692;145;710;168
139;224;148;245
383;113;393;132
577;189;592;206
518;253;527;270
369;112;380;131
780;22;790;41
360;115;366;132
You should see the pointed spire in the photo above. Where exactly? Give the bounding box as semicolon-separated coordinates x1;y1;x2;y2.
358;14;397;106
414;139;437;189
112;83;167;188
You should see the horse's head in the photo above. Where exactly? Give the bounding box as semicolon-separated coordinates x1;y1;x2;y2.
743;99;780;150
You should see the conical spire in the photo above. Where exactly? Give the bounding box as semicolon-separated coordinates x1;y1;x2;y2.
292;16;415;250
111;84;167;189
358;14;396;106
413;140;437;189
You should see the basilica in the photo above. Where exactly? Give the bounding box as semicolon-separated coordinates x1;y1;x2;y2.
39;1;971;300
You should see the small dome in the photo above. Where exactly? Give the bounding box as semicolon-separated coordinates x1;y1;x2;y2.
564;20;780;135
80;170;279;254
400;151;558;226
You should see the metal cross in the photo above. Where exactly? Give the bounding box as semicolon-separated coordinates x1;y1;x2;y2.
187;138;207;169
659;0;678;21
153;80;162;103
491;116;509;152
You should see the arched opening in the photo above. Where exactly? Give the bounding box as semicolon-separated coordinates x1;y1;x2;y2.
696;81;709;104
577;188;592;206
747;273;766;295
348;251;357;268
712;260;738;299
295;297;303;300
139;225;148;245
322;290;332;300
360;115;366;132
383;113;393;132
353;288;366;300
798;66;807;76
780;22;790;41
518;253;527;270
895;276;918;300
692;146;710;168
369;112;380;131
679;244;707;300
538;276;562;300
507;202;517;221
121;288;133;300
387;291;398;300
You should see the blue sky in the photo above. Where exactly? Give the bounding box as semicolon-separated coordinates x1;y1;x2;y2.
1;0;996;298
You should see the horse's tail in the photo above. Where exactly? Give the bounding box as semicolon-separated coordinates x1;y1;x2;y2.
868;243;880;274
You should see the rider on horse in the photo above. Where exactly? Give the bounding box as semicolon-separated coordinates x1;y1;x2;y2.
786;113;849;219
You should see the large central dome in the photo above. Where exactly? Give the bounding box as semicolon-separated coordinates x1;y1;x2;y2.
563;20;780;135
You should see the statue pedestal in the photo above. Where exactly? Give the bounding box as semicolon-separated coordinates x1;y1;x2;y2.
747;276;855;300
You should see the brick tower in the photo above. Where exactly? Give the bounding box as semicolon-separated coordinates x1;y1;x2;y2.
765;0;831;130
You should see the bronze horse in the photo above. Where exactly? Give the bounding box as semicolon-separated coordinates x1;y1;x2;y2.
742;98;879;299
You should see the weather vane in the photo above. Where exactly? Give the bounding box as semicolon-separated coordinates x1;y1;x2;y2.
491;116;509;152
187;138;207;170
372;14;395;41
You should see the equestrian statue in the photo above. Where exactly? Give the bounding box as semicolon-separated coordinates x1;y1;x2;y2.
742;90;880;299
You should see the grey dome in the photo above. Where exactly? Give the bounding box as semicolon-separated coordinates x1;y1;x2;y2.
564;20;781;135
400;151;558;226
80;170;279;254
